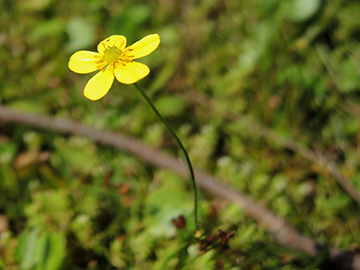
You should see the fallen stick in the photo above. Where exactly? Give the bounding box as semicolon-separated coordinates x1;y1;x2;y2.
231;114;360;206
0;105;358;269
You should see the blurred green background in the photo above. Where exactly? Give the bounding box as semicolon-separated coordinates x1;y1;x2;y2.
1;0;360;269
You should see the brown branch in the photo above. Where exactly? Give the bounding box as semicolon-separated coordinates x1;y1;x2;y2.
229;114;360;205
0;105;359;269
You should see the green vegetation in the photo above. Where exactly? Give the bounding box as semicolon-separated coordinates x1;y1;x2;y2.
1;0;360;269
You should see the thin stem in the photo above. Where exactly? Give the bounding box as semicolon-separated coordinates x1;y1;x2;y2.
134;83;199;230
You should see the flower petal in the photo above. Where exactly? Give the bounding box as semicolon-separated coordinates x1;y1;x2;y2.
114;61;150;84
97;35;127;55
68;51;104;74
84;66;114;100
128;34;160;59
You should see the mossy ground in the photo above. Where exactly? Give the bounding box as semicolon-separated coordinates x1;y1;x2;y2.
1;0;360;269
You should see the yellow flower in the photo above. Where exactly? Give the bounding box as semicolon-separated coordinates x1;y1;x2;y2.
68;34;160;101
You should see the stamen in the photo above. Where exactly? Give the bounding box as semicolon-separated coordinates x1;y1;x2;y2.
96;62;107;69
103;46;121;64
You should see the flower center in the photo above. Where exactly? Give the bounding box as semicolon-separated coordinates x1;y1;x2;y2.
103;46;121;64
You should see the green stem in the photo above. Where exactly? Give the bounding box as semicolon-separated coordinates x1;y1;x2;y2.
134;83;199;230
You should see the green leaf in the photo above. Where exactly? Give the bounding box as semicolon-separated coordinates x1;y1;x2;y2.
337;58;359;93
17;0;52;12
0;141;17;164
66;17;96;52
51;137;100;176
15;228;66;270
108;4;152;40
29;18;64;42
16;228;40;270
286;0;321;22
44;232;66;270
144;170;192;237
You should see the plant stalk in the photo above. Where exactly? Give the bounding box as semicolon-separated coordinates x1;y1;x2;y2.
133;83;199;230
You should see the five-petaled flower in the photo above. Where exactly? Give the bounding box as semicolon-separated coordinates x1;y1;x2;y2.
68;34;160;100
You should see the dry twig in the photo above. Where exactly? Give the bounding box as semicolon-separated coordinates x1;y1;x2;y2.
231;114;360;205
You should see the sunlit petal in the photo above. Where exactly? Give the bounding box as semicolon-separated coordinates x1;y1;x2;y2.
97;35;127;55
128;34;160;59
114;61;150;84
84;66;114;100
68;51;103;74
